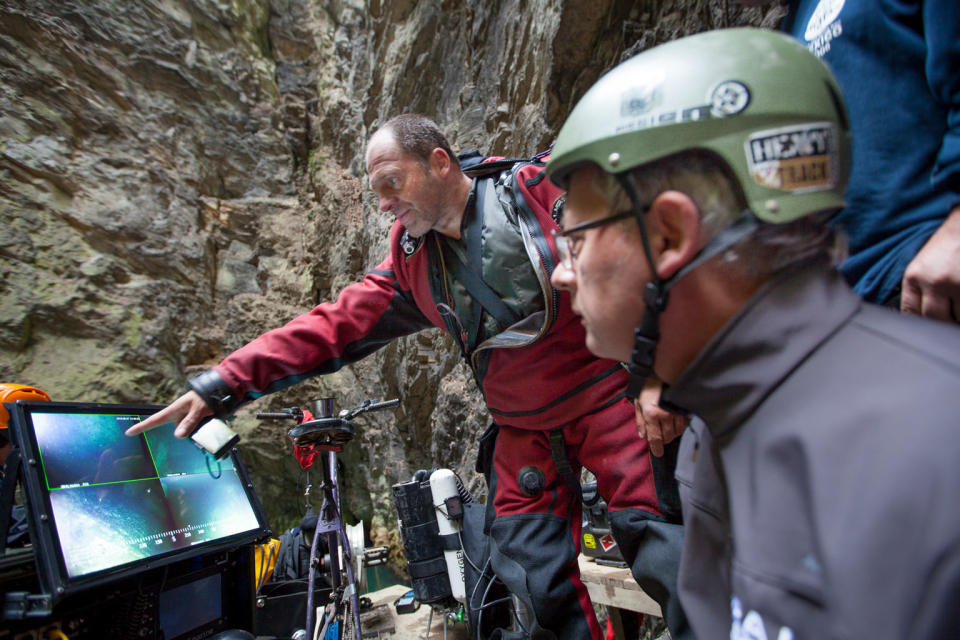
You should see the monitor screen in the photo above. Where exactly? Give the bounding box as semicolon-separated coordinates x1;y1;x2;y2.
7;401;270;595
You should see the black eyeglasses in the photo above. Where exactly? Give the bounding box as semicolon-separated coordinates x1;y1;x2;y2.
551;208;647;269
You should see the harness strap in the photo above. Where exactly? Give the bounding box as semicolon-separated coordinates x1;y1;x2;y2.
547;429;582;503
445;178;521;337
429;232;470;357
409;556;448;579
439;532;462;552
466;180;487;348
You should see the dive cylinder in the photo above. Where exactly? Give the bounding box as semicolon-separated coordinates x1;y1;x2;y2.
429;469;466;603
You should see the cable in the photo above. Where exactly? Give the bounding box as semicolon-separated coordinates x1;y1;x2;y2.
457;529;482;573
468;556;491;614
475;596;516;610
255;543;265;591
471;558;529;637
204;452;222;479
452;469;474;504
256;539;280;592
476;563;496;634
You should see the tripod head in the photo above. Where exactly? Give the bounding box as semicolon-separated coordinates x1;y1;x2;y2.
258;398;399;451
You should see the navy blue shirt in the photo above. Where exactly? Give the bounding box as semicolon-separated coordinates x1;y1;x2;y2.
784;0;960;304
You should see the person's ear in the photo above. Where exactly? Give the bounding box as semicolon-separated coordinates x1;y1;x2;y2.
429;147;452;177
646;190;702;280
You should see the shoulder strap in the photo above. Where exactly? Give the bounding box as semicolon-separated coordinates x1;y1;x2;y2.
462;158;529;178
444;177;521;334
464;184;486;348
547;429;583;503
458;149;545;179
427;237;470;356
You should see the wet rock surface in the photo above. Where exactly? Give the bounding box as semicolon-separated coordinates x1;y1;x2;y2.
0;0;782;560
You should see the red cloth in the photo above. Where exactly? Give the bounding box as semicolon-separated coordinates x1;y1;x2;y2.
491;399;660;639
292;409;317;469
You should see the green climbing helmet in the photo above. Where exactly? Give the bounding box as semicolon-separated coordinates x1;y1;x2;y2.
547;27;851;223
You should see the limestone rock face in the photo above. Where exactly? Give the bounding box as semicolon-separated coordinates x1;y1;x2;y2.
1;0;782;542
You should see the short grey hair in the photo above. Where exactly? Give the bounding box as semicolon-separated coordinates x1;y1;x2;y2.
594;150;845;278
377;114;459;170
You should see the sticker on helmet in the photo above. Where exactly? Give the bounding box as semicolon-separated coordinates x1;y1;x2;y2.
620;74;664;117
710;81;751;118
745;123;836;193
616;77;748;134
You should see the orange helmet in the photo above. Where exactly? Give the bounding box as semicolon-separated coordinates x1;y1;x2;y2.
0;383;51;431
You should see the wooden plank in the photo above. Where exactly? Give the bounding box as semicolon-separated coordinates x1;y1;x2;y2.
578;556;662;617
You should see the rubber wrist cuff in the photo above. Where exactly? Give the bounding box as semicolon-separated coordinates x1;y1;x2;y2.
188;369;241;417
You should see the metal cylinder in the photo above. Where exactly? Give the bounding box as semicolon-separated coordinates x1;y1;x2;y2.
314;397;335;418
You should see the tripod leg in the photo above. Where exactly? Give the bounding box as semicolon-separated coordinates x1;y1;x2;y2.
305;511;327;637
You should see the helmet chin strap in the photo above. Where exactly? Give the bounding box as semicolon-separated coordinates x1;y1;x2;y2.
614;175;760;399
624;283;668;400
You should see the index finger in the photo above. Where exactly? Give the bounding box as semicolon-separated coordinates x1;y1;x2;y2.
124;392;207;437
125;402;187;436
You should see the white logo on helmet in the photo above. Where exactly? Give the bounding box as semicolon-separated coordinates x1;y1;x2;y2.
710;81;751;118
613;75;743;134
621;73;665;117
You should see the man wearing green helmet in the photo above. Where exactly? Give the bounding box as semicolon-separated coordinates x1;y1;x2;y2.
547;28;960;637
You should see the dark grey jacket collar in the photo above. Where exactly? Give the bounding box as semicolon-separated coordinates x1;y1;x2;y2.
662;260;861;442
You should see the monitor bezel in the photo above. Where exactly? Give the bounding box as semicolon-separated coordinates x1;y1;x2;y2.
6;399;272;603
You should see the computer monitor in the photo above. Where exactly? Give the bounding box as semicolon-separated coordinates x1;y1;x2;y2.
5;400;271;602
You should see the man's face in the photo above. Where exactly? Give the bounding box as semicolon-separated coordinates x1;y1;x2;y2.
551;166;652;362
366;131;447;237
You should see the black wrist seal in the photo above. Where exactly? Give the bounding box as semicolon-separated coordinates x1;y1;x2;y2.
188;369;241;417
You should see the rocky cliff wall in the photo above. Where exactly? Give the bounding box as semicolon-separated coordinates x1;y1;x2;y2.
0;0;783;549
